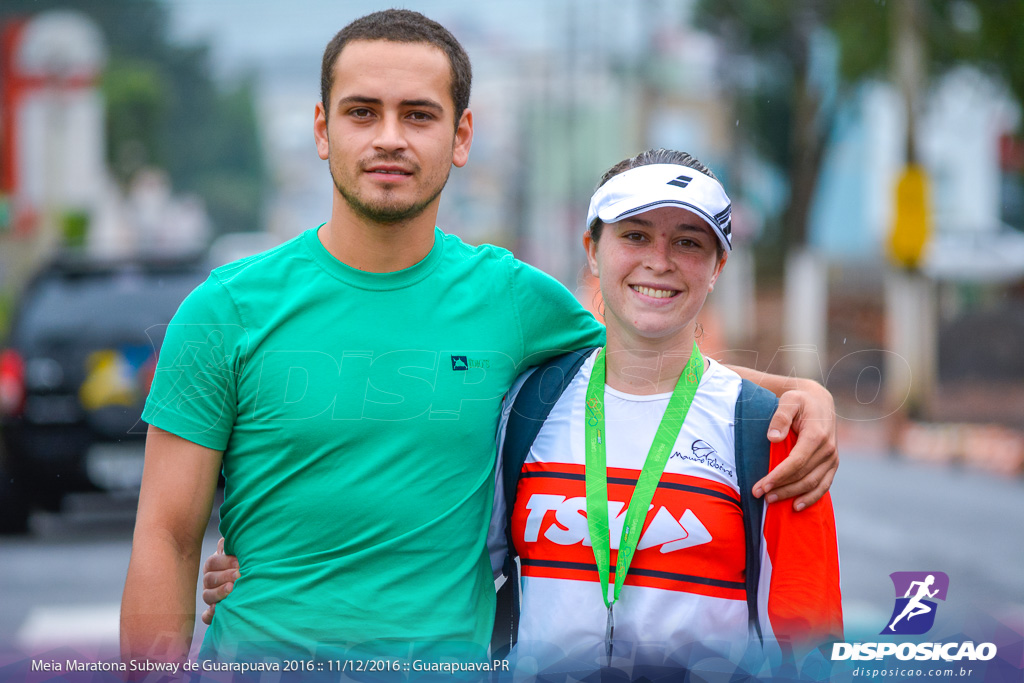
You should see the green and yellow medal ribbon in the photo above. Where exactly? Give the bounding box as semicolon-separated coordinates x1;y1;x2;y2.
584;343;704;647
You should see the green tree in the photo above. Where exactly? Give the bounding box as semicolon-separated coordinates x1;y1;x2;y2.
0;0;267;234
694;0;1024;250
102;58;169;182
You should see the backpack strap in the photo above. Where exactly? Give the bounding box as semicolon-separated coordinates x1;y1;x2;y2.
734;378;779;644
491;347;597;658
492;360;777;656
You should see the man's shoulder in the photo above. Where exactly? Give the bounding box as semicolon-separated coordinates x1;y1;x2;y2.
438;230;515;267
210;231;310;285
435;231;566;288
174;231;316;321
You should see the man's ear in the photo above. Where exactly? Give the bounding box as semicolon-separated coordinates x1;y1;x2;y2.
452;108;473;168
314;101;330;161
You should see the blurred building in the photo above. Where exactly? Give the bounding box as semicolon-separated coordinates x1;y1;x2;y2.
0;10;211;300
811;69;1024;278
805;68;1024;426
0;11;107;288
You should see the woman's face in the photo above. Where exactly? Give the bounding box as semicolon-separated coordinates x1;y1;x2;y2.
584;206;726;351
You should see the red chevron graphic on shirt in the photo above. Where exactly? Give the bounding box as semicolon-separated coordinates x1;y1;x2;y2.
512;462;746;599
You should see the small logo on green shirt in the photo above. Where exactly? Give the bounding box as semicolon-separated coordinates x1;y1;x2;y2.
451;355;489;371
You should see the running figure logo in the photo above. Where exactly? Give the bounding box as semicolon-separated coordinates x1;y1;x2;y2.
882;571;949;635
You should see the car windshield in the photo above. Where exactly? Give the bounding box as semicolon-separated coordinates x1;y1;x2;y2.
14;268;205;346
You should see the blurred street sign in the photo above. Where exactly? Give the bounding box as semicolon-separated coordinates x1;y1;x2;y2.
888;165;931;269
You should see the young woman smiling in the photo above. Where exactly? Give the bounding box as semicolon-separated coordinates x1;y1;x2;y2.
488;149;843;675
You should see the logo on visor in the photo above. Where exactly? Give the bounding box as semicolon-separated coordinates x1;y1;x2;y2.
715;207;732;239
667;175;692;189
882;571;949;635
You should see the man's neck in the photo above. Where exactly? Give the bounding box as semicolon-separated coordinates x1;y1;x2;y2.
319;202;439;273
603;328;698;395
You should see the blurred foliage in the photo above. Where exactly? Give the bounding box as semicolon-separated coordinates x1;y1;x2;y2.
60;210;89;248
0;0;268;235
833;0;1024;102
694;0;1024;251
103;58;169;179
0;288;13;341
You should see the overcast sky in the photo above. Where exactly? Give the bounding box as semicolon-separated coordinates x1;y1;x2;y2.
164;0;581;76
160;0;692;82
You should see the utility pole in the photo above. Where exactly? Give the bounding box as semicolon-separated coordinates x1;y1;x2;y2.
885;0;936;416
783;7;828;385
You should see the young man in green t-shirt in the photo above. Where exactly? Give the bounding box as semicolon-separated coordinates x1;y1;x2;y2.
121;9;839;666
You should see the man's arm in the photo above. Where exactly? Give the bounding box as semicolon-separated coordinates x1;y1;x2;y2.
199;538;238;625
727;366;838;511
121;425;223;665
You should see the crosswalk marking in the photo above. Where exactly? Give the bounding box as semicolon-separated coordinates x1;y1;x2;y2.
16;604;121;649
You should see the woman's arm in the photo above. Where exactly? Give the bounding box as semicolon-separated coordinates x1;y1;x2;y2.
759;432;844;646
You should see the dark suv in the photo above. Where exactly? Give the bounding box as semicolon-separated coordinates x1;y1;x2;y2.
0;255;207;532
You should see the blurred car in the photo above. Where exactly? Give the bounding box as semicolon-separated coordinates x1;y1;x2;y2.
0;254;208;533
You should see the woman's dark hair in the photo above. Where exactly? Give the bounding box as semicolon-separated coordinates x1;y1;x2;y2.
589;149;724;260
320;9;472;127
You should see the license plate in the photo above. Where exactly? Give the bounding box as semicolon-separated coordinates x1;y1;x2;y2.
85;442;146;490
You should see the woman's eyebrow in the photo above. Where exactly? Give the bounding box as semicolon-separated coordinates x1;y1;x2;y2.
620;217;708;233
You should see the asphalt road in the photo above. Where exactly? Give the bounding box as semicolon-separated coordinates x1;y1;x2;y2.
828;451;1023;640
0;452;1021;659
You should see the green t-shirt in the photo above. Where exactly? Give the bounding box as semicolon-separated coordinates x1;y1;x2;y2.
142;226;604;661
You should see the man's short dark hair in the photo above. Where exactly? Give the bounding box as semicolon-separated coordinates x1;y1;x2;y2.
321;9;472;126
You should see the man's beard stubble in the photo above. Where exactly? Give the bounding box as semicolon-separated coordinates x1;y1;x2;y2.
331;154;451;225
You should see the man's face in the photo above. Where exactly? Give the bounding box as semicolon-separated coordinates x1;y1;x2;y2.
314;40;473;225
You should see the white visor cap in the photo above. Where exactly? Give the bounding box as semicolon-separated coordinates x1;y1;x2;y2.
586;164;732;252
